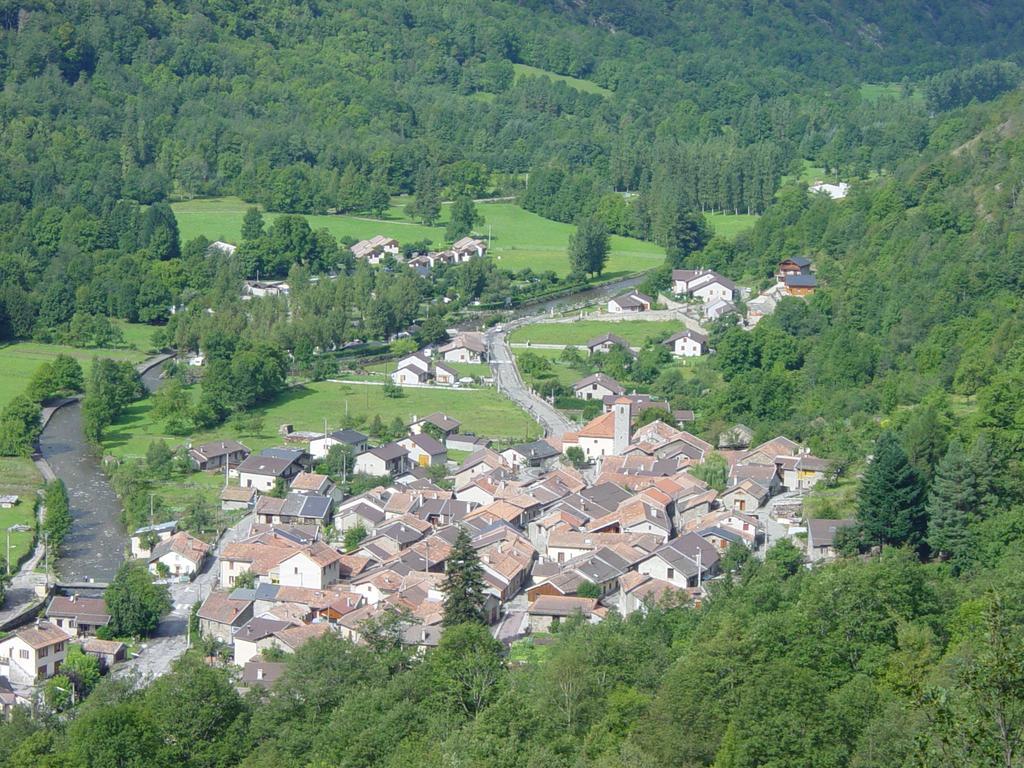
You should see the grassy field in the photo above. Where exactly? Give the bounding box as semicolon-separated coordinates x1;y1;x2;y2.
704;212;758;238
512;63;612;97
509;319;684;347
860;82;924;104
0;458;42;567
0;323;154;412
174;197;664;279
513;348;582;387
102;380;541;462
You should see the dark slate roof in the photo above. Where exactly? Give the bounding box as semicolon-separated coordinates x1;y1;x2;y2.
509;440;560;461
327;429;368;445
279;493;332;520
784;274;818;287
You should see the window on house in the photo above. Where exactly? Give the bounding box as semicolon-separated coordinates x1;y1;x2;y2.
294;567;299;575
19;649;29;659
667;567;675;580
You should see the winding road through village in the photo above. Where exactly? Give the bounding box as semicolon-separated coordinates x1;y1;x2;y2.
486;322;575;438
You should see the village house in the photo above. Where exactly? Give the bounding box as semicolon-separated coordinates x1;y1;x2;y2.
0;621;70;683
277;542;344;589
148;531;210;579
720;478;770;513
81;638;125;671
780;454;830;490
572;373;625;401
309;429;369;460
807;518;856;562
433;362;459;386
671;269;737;304
257;493;333;529
398;351;432;374
45;595;110;638
350;235;400;264
745;293;777;326
188;439;250;472
241;657;287;689
399;433;447;467
354;443;411;477
237;451;303;491
665;329;708;357
197;590;255;644
528;595;602;632
585;333;634;357
607;291;652;313
704;297;737;320
782;274;818;296
220;485;257;513
409;412;461;439
501;440;560;471
130;520;178;558
288;471;334;496
451;236;488;260
620;573;684;616
391;364;430;386
440;332;487;363
638;534;720;589
243;280;290;299
777;256;812;281
231;617;297;666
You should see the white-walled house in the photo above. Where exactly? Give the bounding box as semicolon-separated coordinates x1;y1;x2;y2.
607;292;652;313
310;429;369;460
637;534;719;589
391;365;429;385
572;373;625;401
354;443;410;476
278;544;343;589
0;621;70;683
665;329;708;357
440;333;487;363
237;453;302;492
148;531;210;579
672;269;737;304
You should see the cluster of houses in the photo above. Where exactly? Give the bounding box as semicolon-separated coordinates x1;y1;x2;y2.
166;406;835;675
0;395;844;702
350;235;488;273
390;333;488;387
745;256;818;326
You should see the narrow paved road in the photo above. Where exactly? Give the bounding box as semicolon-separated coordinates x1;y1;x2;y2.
116;512;253;685
486;324;575;438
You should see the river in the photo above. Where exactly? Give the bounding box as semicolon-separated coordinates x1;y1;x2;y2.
41;360;167;583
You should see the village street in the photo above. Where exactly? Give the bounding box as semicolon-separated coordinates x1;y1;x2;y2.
485;323;576;438
115;513;253;685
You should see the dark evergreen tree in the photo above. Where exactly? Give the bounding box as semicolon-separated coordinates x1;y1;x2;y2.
926;438;976;570
240;207;265;241
857;431;928;553
441;528;486;626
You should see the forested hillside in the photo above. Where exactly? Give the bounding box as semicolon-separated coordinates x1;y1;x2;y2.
3;3;1024;766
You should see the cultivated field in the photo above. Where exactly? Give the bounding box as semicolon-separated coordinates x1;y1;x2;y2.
512;63;612;97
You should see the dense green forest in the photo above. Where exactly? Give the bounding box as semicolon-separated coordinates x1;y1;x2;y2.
3;2;1024;765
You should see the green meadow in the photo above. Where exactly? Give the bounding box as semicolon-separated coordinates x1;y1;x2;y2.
508;319;685;347
512;63;612;97
173;198;754;280
0;322;154;412
101;380;541;462
0;458;43;567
